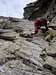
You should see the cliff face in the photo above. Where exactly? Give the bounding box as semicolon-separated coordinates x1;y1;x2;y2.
24;0;56;21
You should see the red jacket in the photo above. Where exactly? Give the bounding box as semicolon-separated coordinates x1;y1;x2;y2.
34;18;47;34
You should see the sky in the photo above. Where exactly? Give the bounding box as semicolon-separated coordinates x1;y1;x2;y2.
0;0;36;18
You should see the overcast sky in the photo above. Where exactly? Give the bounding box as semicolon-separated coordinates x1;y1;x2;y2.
0;0;36;18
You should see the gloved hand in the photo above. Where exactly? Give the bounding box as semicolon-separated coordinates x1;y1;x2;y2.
31;32;35;35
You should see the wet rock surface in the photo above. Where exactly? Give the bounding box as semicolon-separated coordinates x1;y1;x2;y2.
0;16;56;75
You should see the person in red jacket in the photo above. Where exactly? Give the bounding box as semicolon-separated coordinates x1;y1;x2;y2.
32;18;49;35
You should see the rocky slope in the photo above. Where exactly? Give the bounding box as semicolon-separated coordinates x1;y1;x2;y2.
24;0;56;21
0;16;56;75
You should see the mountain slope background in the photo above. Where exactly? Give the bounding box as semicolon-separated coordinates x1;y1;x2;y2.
24;0;56;22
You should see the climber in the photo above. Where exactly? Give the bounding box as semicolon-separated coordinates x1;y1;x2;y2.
31;18;49;35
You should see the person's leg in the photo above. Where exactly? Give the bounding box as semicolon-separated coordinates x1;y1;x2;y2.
45;24;48;31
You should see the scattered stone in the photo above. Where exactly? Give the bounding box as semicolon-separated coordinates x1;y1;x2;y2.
43;56;56;74
0;29;12;34
9;17;19;22
46;39;56;56
0;32;17;41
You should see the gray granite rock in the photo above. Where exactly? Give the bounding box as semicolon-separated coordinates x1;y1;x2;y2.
0;16;55;75
43;56;56;75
